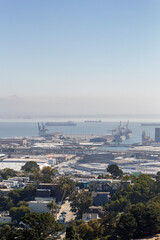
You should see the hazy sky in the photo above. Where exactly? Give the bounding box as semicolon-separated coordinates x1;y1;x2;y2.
1;0;160;115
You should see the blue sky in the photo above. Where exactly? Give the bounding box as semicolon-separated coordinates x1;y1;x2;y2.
0;0;160;115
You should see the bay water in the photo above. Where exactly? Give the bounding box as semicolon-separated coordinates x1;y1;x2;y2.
0;121;157;145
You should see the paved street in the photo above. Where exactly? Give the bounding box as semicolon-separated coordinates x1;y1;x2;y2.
57;199;76;239
57;199;76;223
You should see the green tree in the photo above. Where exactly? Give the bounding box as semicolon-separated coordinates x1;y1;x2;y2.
59;176;76;198
0;225;11;240
107;195;130;213
8;185;36;205
21;161;40;172
107;165;123;179
70;190;93;216
8;189;22;205
8;229;39;240
0;168;17;180
0;196;13;211
88;219;102;239
41;166;57;183
100;213;115;237
149;193;160;205
155;171;160;193
107;174;157;214
129;202;160;238
66;225;77;240
10;206;31;223
21;184;36;200
17;201;29;207
32;168;42;184
133;174;155;203
47;200;59;216
23;212;59;238
116;213;137;240
121;174;137;183
77;222;94;240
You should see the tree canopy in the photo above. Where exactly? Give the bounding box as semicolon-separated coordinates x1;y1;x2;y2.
31;166;57;183
21;161;39;173
47;200;59;216
8;184;36;205
66;173;160;240
58;175;76;198
23;212;61;238
107;164;123;179
106;174;156;214
41;166;57;183
69;190;93;216
0;196;13;211
10;206;31;223
0;168;17;180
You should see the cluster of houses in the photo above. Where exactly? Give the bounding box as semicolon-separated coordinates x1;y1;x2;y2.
78;178;131;222
0;177;29;191
0;176;131;223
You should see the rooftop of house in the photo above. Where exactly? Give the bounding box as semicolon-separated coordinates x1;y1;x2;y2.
89;206;102;210
82;213;100;222
92;191;111;197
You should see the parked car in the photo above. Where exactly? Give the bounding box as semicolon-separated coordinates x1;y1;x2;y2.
61;211;67;215
58;216;65;224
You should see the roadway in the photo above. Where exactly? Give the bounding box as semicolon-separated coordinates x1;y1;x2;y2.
57;199;76;239
57;199;76;223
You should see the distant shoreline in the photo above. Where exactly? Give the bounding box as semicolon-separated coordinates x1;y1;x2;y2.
1;114;160;123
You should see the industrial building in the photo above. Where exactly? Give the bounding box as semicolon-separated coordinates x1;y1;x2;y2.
155;128;160;142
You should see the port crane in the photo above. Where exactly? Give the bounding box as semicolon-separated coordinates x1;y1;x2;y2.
38;122;48;136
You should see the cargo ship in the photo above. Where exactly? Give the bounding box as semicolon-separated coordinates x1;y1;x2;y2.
141;123;160;126
84;120;102;123
45;121;77;126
